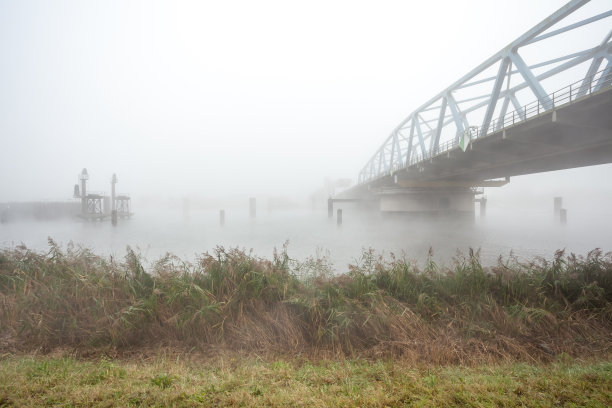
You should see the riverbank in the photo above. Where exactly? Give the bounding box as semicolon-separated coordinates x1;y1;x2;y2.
1;241;611;361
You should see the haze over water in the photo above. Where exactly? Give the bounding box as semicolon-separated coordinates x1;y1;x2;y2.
2;196;611;270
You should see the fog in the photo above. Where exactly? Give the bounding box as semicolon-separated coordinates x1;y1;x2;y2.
1;0;611;266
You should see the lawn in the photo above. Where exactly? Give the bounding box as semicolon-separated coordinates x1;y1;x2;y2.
1;353;610;407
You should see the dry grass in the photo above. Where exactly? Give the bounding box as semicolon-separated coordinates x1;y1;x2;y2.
1;240;611;363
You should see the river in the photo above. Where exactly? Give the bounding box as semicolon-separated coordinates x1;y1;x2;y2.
1;201;611;271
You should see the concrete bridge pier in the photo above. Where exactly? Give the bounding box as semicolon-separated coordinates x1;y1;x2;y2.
480;197;487;218
474;197;487;218
378;188;477;218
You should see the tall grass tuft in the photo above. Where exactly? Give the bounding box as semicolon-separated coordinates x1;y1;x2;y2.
1;241;611;363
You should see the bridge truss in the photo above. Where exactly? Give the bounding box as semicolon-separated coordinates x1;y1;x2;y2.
358;0;612;184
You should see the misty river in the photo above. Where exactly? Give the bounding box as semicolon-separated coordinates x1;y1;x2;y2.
1;202;611;271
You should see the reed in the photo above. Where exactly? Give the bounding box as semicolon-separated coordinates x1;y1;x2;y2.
1;239;611;363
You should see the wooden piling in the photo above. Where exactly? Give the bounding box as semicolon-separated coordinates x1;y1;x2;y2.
554;197;562;216
560;208;567;224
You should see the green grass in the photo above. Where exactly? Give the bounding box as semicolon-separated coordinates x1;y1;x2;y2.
0;241;611;362
0;354;610;407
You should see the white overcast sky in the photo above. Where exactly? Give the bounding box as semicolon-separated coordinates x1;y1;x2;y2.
1;0;611;202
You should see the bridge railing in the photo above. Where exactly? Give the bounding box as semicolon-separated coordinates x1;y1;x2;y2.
357;0;612;185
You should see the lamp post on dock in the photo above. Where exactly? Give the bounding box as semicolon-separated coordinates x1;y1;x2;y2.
80;168;88;216
111;173;118;225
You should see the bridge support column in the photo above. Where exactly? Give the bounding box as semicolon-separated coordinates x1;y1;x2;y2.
480;197;487;218
378;188;476;218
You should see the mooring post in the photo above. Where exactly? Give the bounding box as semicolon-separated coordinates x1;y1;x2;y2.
554;197;562;216
560;208;567;224
249;197;256;218
328;198;333;218
111;210;117;226
220;209;225;226
337;208;342;226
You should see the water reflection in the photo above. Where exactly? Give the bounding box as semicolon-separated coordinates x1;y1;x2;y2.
0;205;610;271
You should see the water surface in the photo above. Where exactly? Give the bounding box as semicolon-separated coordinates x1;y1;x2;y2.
1;203;610;271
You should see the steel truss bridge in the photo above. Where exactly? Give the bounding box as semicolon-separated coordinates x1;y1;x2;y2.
355;0;612;198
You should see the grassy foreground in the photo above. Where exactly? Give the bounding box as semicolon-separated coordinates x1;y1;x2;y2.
0;354;611;407
1;242;612;406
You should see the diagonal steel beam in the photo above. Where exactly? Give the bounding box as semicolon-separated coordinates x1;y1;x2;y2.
577;29;612;97
430;97;447;154
377;149;383;175
395;133;403;168
525;10;612;45
594;59;612;92
481;57;510;135
396;129;409;142
456;94;491;104
413;114;427;158
509;93;526;120
512;0;590;46
578;56;604;96
495;62;514;129
389;134;396;171
495;97;511;130
449;44;595;119
446;93;467;142
415;114;454;126
406;120;415;165
391;131;403;169
459;49;593;90
418;113;434;131
510;52;552;109
384;148;392;172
